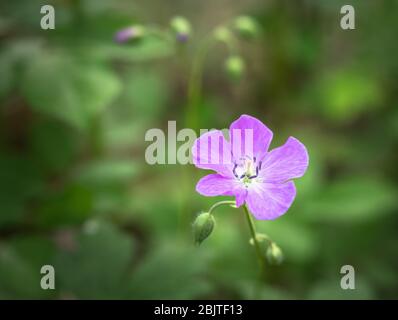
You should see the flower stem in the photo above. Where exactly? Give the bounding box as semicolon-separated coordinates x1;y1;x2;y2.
208;200;236;215
185;35;214;130
179;37;214;235
243;205;266;278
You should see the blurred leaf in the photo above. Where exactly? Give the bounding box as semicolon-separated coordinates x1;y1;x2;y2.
127;170;185;235
241;283;295;300
103;119;148;149
123;70;168;119
365;260;397;291
128;241;211;299
37;184;93;228
73;159;139;187
205;213;259;294
0;52;14;101
308;279;374;300
30;119;80;173
70;159;139;216
55;221;134;299
302;177;397;223
102;70;168;149
257;219;318;263
93;35;175;62
0;0;49;29
0;236;56;299
21;54;121;129
0;155;44;226
0;40;42;102
293;146;324;200
91;186;131;216
310;69;382;123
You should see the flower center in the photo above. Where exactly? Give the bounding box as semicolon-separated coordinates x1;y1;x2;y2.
232;156;262;186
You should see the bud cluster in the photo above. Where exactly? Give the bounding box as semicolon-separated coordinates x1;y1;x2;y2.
114;16;192;44
214;16;260;81
114;15;260;82
250;233;284;265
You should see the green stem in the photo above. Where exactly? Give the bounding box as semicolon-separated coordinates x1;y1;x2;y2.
185;35;214;130
146;27;174;42
180;35;215;235
208;200;236;215
243;205;265;277
89;114;104;157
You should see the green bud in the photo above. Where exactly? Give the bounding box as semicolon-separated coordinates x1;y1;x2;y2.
213;26;233;43
234;16;259;39
249;233;269;246
266;243;284;265
193;212;215;245
170;16;191;42
224;55;245;81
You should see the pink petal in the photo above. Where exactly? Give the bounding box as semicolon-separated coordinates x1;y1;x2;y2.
229;114;273;161
260;137;309;183
235;188;248;207
246;181;296;220
196;174;246;202
192;130;234;178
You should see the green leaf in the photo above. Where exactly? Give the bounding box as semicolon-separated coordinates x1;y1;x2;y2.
205;217;258;291
73;159;139;186
302;177;397;223
0;40;42;102
123;70;168;119
54;221;134;299
308;279;374;300
0;155;44;227
257;219;318;263
0;52;14;101
92;35;175;62
30;119;81;173
21;54;121;129
316;69;382;122
0;236;56;299
127;241;211;299
37;184;93;228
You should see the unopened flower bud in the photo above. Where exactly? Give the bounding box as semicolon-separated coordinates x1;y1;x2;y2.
193;212;215;245
249;233;269;246
266;243;284;265
115;25;145;43
213;26;233;44
170;16;191;42
224;55;245;81
234;16;259;39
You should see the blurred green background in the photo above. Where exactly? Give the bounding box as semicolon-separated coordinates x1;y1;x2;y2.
0;0;397;299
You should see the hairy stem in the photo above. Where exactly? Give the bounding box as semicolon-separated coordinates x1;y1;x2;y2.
243;205;266;278
208;200;236;215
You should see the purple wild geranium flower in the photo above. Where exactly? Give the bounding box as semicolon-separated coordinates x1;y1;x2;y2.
192;114;309;220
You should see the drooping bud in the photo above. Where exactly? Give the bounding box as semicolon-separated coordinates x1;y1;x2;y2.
266;243;284;265
234;16;259;39
114;25;145;43
170;16;191;42
193;212;215;245
224;55;245;81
